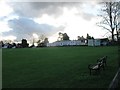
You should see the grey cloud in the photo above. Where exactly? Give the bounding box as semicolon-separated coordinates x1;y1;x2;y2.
81;13;95;21
8;2;82;18
2;17;65;41
8;2;98;20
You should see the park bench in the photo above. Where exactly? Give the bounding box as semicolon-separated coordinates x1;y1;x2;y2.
88;56;107;75
97;56;107;70
88;63;101;75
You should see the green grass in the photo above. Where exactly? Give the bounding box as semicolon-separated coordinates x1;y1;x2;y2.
2;46;119;88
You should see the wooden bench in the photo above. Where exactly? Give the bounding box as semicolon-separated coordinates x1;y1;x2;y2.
88;56;107;75
97;56;107;70
88;63;101;75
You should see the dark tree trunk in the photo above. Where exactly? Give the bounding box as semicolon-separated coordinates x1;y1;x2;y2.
112;29;115;42
109;3;115;42
116;31;119;41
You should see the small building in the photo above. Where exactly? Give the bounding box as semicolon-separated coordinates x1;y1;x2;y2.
88;39;101;46
100;38;109;46
88;38;108;46
88;39;95;46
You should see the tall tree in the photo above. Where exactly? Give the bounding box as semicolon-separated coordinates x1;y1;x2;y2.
86;33;92;39
97;2;120;41
21;39;29;48
57;32;69;41
43;38;49;46
63;33;69;40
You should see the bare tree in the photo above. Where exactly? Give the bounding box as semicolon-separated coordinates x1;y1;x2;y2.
37;34;46;43
37;34;48;45
37;35;49;47
97;1;120;42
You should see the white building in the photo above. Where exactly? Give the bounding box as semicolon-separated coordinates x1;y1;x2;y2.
47;40;86;47
88;39;101;46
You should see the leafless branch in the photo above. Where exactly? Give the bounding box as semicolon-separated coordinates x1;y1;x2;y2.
102;16;110;25
97;25;112;33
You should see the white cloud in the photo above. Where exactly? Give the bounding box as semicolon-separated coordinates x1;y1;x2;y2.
33;33;39;39
0;21;12;33
2;35;16;41
0;2;13;17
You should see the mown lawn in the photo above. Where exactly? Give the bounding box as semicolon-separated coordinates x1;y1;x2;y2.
2;46;119;88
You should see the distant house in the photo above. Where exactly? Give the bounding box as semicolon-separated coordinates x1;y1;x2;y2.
100;38;109;46
88;38;108;46
88;39;95;46
88;39;101;46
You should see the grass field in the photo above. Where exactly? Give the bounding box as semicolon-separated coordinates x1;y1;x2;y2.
2;46;119;88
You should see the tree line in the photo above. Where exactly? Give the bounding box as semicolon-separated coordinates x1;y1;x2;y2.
0;33;95;48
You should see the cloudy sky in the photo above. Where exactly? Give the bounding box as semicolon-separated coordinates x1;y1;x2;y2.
0;0;119;43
